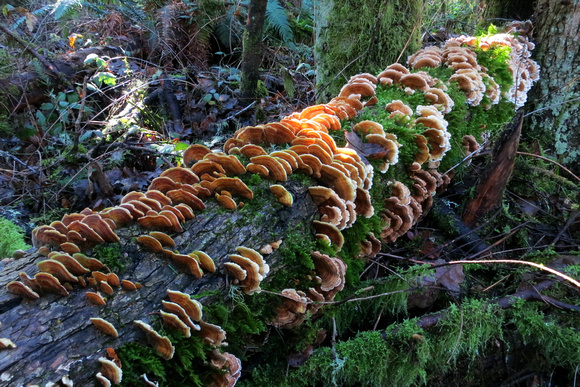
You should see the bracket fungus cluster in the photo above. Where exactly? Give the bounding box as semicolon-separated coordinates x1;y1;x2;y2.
2;27;541;386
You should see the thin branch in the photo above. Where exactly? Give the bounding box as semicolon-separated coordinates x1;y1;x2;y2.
516;151;580;183
446;259;580;290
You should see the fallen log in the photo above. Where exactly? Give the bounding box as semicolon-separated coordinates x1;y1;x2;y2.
0;179;317;385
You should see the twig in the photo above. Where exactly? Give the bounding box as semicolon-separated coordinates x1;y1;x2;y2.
224;101;257;121
516;151;580;183
396;17;421;64
0;22;61;80
552;210;580;245
446;259;580;290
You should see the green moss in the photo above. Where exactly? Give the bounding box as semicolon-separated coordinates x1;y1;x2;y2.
0;217;30;258
91;243;127;272
117;342;167;386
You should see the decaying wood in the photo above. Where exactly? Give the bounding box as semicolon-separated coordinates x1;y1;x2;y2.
0;179;317;386
462;111;524;227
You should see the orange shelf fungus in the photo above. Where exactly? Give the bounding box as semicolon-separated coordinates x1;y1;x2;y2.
134;320;175;360
90;318;119;338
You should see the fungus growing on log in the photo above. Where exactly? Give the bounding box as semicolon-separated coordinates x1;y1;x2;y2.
90;318;119;338
133;320;175;360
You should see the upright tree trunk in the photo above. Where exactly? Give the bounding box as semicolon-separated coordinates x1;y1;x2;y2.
480;0;535;22
314;0;424;101
240;0;269;104
526;0;580;172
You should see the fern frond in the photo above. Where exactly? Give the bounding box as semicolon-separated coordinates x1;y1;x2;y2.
51;0;83;20
266;0;294;45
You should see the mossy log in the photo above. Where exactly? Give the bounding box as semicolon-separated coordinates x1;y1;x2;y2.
0;179;317;386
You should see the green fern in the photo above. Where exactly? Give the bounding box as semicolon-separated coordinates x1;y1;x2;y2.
51;0;83;20
266;0;294;45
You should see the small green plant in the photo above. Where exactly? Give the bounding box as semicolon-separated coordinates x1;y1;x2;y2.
92;243;127;272
0;217;30;258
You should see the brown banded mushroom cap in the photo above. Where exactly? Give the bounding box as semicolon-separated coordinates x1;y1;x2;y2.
37;260;78;283
235;246;269;276
86;291;107;306
162;301;200;330
145;190;172;207
137;214;174;230
338;82;375;98
183;143;212;166
100;281;114;296
73;253;106;271
60;242;81;255
354;120;385;136
216;194;238;210
149;231;175;247
210;177;254;199
263;122;297;144
250;155;288;181
51;253;90;275
121;280;138;291
118;203;144;219
189;251;216;273
121;191;145;203
169;252;203;278
160;167;200;185
90;318;119;338
98;356;123;385
158;210;183;233
174;203;195;220
235;125;265;143
134;320;175;360
399;73;430;91
148;177;179;193
228;254;263;294
138;197;163;212
32;225;68;248
6;281;40;300
81;214;120;243
137;235;165;253
101;206;135;226
35;272;69;296
166;189;205;211
96;372;111;387
297;154;322;178
224;262;247;281
107;273;120;287
311;251;346;293
270;184;293;207
313;221;344;250
199;320;227;347
61;213;86;226
160;311;191;338
167;289;203;322
203;153;247;175
68;220;105;244
319;164;356;202
239;144;267;158
160;205;185;224
191;160;227;177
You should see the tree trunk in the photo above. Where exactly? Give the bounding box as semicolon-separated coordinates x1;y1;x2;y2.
240;0;269;104
314;0;424;101
480;0;536;23
526;0;580;172
0;180;318;386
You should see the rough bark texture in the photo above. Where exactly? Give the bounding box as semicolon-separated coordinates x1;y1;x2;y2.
527;0;580;171
240;0;269;103
314;0;424;101
0;179;318;386
462;112;523;226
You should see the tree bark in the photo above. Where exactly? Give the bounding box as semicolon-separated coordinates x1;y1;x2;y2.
526;0;580;173
240;0;269;104
462;112;523;226
0;179;318;386
314;0;424;101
